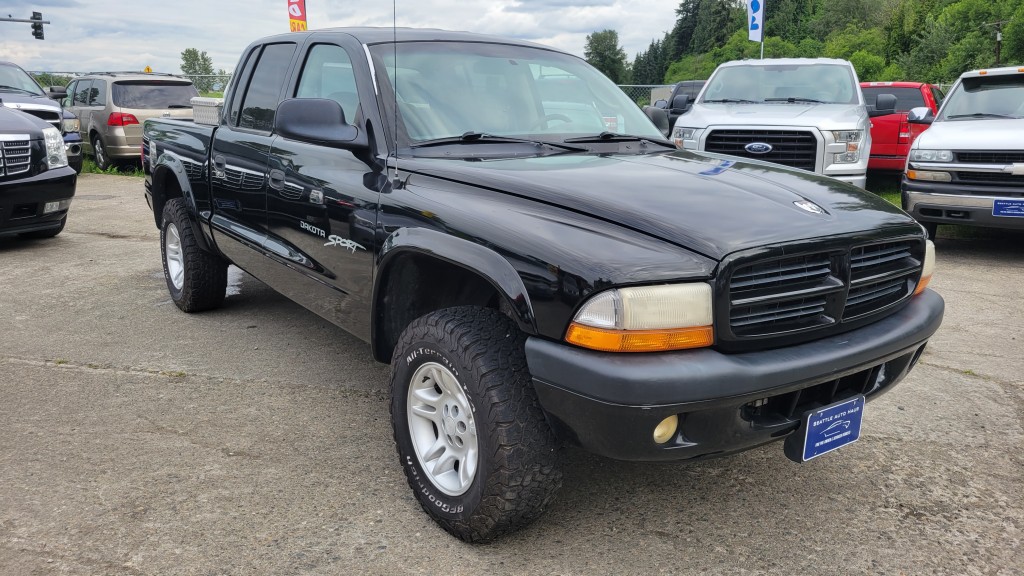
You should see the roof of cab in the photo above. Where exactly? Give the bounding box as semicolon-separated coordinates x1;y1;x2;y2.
959;66;1024;78
253;27;563;53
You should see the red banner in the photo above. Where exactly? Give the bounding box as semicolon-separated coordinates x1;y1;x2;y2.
288;0;307;32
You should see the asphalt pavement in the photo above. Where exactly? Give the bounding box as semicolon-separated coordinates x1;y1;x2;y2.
1;173;1021;575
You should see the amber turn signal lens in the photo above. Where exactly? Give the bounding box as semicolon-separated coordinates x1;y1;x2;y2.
565;323;714;352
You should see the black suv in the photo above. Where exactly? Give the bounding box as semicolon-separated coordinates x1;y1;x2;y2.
0;106;77;239
0;60;83;173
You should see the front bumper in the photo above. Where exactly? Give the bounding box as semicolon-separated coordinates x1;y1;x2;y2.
828;172;867;189
526;289;944;461
0;167;77;237
868;155;907;172
902;178;1024;230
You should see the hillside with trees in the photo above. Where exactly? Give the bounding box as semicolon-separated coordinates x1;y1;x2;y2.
589;0;1024;85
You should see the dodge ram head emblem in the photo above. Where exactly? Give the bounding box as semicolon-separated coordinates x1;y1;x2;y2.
794;200;826;214
744;142;773;154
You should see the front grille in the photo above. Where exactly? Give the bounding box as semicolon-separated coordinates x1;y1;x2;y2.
19;109;62;131
954;171;1024;187
1;139;32;178
705;129;818;171
722;239;923;348
956;151;1024;164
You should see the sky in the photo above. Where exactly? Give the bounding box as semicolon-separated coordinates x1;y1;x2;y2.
1;0;679;76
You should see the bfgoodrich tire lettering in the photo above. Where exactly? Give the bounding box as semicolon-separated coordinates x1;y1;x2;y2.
160;198;227;312
390;306;562;543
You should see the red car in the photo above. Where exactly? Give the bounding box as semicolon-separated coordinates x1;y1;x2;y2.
861;82;944;171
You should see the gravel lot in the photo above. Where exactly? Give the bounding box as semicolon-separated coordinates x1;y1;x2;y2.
1;173;1021;575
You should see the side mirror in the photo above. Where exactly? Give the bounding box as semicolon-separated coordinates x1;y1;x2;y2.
868;93;897;117
274;98;367;150
907;106;934;125
653;99;669;110
47;86;67;100
671;94;690;111
642;105;670;138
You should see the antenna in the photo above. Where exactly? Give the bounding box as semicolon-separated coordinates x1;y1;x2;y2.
392;0;401;187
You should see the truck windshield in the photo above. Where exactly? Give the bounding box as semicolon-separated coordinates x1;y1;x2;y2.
367;41;664;146
0;63;45;96
938;74;1024;121
701;63;859;105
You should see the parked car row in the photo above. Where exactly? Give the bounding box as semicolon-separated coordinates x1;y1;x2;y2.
654;59;1023;236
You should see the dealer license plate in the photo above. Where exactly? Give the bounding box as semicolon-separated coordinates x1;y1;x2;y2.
794;395;864;462
993;200;1024;218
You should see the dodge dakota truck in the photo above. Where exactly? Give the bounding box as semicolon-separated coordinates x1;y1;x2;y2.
143;28;944;542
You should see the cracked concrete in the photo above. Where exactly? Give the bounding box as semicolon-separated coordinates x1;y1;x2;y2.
0;173;1022;575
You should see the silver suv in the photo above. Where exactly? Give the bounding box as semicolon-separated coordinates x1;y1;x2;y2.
64;72;197;168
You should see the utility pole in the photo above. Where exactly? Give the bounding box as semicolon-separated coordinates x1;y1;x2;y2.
983;21;1008;66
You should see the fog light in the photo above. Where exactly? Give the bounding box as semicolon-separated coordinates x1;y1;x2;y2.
653;414;679;444
43;199;72;214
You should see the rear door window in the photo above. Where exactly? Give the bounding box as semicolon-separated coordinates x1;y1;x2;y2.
73;80;93;106
112;81;198;109
238;43;297;132
88;80;106;106
861;87;926;111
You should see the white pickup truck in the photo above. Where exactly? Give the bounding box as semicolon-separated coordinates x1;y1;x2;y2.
668;58;895;189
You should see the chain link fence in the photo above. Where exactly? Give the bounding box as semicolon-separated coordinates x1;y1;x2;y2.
617;84;674;107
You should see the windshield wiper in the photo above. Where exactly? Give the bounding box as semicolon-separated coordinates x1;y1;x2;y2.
0;85;40;95
702;98;759;104
945;112;1019;120
764;97;826;103
413;132;587;152
562;131;675;148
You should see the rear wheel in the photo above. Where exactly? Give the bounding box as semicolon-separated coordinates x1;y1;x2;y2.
160;198;227;312
390;306;562;542
92;135;112;170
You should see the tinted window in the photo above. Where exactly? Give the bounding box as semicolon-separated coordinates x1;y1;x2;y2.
861;87;926;111
239;43;296;131
931;86;944;108
89;80;106;106
73;80;93;105
295;44;360;123
227;48;259;127
112;81;198;109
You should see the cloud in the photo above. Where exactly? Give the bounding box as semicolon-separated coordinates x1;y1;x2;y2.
0;0;681;75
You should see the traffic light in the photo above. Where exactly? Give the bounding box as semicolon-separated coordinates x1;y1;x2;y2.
31;12;43;40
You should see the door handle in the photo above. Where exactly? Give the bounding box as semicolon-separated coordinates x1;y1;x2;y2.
268;169;285;191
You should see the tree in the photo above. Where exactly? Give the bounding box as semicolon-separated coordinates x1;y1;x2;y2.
180;48;215;93
585;30;629;83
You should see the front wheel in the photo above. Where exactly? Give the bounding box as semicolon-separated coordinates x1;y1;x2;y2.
390;307;562;542
161;198;227;312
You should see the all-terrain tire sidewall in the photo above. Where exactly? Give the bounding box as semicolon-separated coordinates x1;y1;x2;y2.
160;198;227;312
392;340;487;521
390;307;563;542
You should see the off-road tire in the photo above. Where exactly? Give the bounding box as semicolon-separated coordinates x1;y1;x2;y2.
161;198;227;312
20;216;66;239
390;306;563;543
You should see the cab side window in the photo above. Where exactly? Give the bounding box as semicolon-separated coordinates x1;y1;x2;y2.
238;43;296;132
295;44;361;124
89;80;106;106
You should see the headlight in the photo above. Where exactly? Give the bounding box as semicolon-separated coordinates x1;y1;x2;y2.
832;130;864;163
909;149;953;162
43;127;69;170
63;117;80;133
913;240;935;296
565;283;714;352
671;127;700;148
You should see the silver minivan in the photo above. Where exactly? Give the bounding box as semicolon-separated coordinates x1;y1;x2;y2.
64;73;197;169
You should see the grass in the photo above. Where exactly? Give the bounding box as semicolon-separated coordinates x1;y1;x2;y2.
200;92;224;98
80;156;144;177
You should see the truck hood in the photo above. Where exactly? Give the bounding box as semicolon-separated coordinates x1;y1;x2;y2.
0;106;50;134
403;150;916;260
915;118;1024;151
0;93;60;113
678;102;867;130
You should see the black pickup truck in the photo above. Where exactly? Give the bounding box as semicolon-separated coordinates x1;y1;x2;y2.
143;28;944;542
0;106;76;239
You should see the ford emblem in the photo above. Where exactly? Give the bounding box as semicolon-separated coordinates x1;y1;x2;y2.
745;142;773;154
